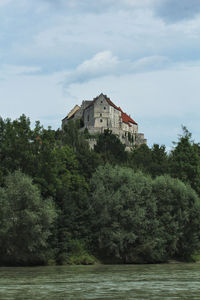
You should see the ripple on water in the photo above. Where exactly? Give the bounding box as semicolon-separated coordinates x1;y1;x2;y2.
0;264;200;299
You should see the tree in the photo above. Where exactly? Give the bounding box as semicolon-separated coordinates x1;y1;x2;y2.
129;144;152;172
0;171;57;266
169;126;200;195
153;175;200;260
61;119;89;152
129;144;169;177
150;144;169;177
94;129;127;164
0;115;33;182
60;120;101;179
89;164;160;263
90;164;200;263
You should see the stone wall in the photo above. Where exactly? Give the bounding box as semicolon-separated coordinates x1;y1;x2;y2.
62;94;146;147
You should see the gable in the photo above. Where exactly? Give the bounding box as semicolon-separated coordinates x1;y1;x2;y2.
83;93;138;126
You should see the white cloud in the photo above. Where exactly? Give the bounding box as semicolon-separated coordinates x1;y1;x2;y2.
64;51;170;86
2;1;200;74
1;0;200;148
65;61;200;147
1;60;200;149
64;51;119;85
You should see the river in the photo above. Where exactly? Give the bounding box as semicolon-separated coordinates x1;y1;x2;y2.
0;263;200;299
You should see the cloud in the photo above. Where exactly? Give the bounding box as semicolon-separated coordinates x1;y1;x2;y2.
41;0;157;13
65;61;200;148
64;51;119;85
0;65;41;80
0;0;13;7
64;51;170;86
1;0;200;76
155;0;200;22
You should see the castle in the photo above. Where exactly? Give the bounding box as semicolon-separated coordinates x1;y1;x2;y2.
62;93;146;148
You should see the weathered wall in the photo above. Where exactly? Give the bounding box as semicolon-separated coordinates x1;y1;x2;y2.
63;94;146;147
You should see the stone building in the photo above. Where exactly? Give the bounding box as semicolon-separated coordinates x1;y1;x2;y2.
62;93;146;148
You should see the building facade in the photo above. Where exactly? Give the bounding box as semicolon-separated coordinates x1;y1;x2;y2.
62;93;146;148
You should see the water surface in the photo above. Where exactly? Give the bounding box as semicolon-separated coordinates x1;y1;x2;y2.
0;263;200;299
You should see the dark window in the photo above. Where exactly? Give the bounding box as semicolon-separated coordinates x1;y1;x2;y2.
104;107;106;110
100;113;102;116
87;115;89;121
100;119;103;123
101;101;103;103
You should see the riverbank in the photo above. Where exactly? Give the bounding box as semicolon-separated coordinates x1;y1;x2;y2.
47;252;200;266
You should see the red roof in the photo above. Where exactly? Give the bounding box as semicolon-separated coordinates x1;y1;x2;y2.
103;96;137;125
85;93;138;126
106;97;120;111
121;112;137;125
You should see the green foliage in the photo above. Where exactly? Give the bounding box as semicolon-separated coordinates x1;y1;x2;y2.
61;120;101;179
90;164;160;263
66;240;96;265
169;126;200;195
94;129;127;164
191;252;200;262
129;144;169;177
0;171;57;266
129;144;152;171
0;115;33;182
0;114;200;265
62;119;89;152
153;175;200;260
89;165;200;263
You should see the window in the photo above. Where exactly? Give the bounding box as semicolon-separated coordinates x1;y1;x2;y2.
87;115;89;122
100;113;102;116
101;100;103;103
100;119;103;123
104;107;106;110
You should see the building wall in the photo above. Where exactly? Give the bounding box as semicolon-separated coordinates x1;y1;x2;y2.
83;104;94;127
85;94;123;130
94;94;110;128
109;105;121;128
63;94;146;146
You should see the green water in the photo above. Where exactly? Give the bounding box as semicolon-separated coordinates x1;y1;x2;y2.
0;264;200;299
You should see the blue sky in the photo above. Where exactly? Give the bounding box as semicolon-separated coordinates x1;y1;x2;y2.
1;0;200;149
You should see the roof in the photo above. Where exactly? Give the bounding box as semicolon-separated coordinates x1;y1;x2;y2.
88;93;138;126
65;105;80;120
121;112;137;125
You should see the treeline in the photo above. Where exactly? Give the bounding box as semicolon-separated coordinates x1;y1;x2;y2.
0;115;200;265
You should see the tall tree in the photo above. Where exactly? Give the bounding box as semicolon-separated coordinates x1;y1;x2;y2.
169;126;200;195
153;175;200;260
89;164;160;263
0;171;56;266
129;144;169;177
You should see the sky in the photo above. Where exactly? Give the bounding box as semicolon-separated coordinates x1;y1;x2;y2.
1;0;200;149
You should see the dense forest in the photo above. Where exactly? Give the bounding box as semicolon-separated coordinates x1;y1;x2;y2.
0;114;200;266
